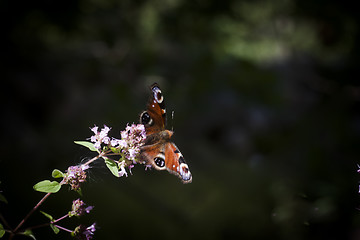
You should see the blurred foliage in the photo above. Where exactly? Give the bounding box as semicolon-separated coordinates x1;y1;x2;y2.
1;0;360;239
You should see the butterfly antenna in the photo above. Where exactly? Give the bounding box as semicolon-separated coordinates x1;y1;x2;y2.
171;110;175;131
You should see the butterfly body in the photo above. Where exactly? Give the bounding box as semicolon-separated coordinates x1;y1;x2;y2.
139;83;192;183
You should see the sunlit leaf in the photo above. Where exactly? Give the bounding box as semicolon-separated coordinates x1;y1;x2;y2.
50;224;60;234
21;229;36;240
0;223;5;238
76;188;83;196
40;211;54;221
74;141;98;152
0;194;7;204
104;158;119;177
33;180;61;193
110;147;121;154
52;169;64;178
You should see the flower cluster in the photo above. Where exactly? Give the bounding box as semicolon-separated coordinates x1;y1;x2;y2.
69;199;94;217
86;124;146;178
90;125;111;149
112;124;146;161
62;165;88;191
73;223;96;240
89;124;146;163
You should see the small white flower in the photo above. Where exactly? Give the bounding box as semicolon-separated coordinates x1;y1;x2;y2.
90;126;98;134
118;139;128;148
90;135;97;143
94;141;101;149
103;136;110;144
121;130;128;140
128;148;137;160
81;165;90;171
128;164;134;175
87;223;96;233
119;165;128;177
99;125;110;139
110;138;119;147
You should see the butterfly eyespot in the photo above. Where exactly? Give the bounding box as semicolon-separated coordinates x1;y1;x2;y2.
152;86;164;103
140;111;153;125
154;157;165;168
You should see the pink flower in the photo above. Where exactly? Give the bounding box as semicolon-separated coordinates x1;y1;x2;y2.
73;223;96;240
118;139;128;148
118;161;128;177
118;124;146;162
128;148;138;160
69;199;93;217
90;126;98;135
86;123;147;179
89;125;111;149
128;164;134;175
63;165;87;191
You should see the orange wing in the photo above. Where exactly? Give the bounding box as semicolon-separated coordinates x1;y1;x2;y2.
140;142;192;183
139;83;192;184
164;142;192;183
139;83;166;135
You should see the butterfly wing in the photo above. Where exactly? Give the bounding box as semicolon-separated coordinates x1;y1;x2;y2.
139;83;166;135
140;141;192;184
139;83;192;184
164;142;192;183
139;142;166;168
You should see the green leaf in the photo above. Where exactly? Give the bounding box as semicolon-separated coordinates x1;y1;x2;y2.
74;141;98;152
33;180;61;193
21;229;36;240
51;169;64;178
110;147;121;154
0;193;7;204
76;188;83;196
50;224;60;234
40;211;54;221
104;158;119;177
0;223;5;238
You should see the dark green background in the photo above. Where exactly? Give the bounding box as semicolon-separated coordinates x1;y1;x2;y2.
1;0;360;239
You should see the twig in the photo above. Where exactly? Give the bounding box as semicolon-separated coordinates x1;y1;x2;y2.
53;224;72;233
13;192;52;233
28;213;69;231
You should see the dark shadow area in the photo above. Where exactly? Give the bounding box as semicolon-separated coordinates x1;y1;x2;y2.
1;0;360;239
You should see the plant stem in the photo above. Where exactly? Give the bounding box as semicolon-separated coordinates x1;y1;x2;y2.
83;152;106;166
29;213;68;230
53;224;72;233
13;192;52;233
28;222;50;230
53;214;69;223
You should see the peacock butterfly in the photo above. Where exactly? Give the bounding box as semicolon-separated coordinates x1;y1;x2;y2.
139;83;192;183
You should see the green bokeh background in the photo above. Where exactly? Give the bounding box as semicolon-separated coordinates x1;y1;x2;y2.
1;0;360;239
